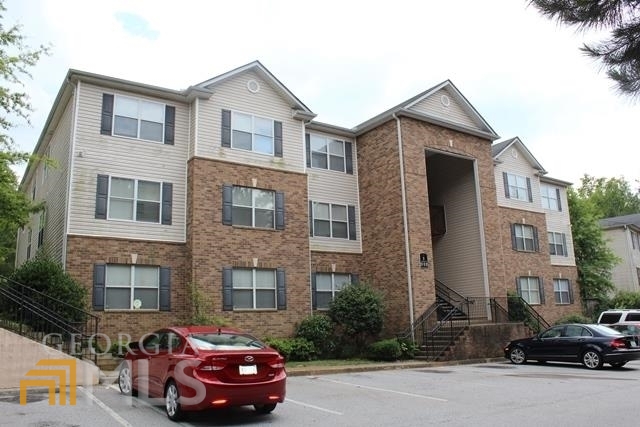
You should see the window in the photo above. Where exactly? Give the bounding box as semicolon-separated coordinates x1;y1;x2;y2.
553;278;571;304
232;112;274;155
511;224;538;252
113;95;165;142
232;268;276;310
313;273;352;309
517;276;543;305
105;264;159;310
632;230;640;251
101;94;174;144
222;185;284;230
95;175;172;225
548;232;567;256
540;184;561;211
310;135;345;172
310;201;356;240
37;211;45;248
306;133;353;174
503;172;532;202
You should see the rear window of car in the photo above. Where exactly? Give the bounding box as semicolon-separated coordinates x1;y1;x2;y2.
599;313;622;324
591;324;624;336
626;313;640;321
189;333;264;350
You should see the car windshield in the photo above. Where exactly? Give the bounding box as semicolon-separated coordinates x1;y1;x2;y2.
188;333;264;350
590;324;624;336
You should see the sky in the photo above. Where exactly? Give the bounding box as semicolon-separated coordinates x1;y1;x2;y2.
4;0;639;187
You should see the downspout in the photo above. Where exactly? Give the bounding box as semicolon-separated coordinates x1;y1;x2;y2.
62;78;81;269
393;113;415;337
303;119;314;315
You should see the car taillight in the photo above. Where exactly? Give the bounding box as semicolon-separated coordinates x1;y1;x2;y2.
199;361;226;371
268;356;285;369
611;338;627;349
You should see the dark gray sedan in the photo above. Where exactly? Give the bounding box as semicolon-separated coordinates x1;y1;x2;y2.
504;323;640;369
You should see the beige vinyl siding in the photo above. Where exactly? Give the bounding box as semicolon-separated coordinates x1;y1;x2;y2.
543;186;576;267
308;135;360;253
429;156;485;297
605;228;640;292
494;146;544;213
197;71;305;173
67;83;188;242
409;89;479;130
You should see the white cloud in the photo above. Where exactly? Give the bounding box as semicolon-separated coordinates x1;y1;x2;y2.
4;0;639;186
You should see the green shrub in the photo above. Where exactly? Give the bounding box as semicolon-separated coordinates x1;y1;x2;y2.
264;337;316;361
554;313;592;325
396;337;417;359
328;282;385;352
108;339;130;357
367;339;402;361
295;314;336;358
609;291;640;309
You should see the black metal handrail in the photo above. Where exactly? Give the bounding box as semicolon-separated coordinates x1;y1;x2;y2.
505;294;550;332
423;301;471;360
0;275;99;364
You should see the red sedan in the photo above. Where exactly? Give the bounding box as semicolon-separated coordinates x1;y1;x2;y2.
117;326;286;421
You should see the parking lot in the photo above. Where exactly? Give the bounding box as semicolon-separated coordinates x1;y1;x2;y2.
4;360;640;426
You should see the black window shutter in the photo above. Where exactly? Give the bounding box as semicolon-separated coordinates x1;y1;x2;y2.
510;224;517;250
276;268;286;310
274;121;283;157
526;177;533;202
159;267;171;311
305;133;311;167
348;205;356;240
345;141;353;174
222;267;233;311
309;201;314;237
222;184;233;225
351;273;359;284
561;233;568;257
533;227;539;252
100;94;114;135
568;281;574;304
556;188;562;211
161;183;173;225
95;175;109;219
93;264;106;311
502;172;510;198
311;273;317;310
539;278;545;304
164;106;175;145
221;109;231;147
275;191;285;230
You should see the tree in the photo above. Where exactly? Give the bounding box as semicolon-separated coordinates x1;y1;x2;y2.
528;0;640;96
575;174;640;218
0;1;49;272
568;187;619;302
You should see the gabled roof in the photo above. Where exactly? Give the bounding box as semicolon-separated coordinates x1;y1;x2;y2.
195;60;316;120
600;213;640;230
352;80;499;141
491;136;547;174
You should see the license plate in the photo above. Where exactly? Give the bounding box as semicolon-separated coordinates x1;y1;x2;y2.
239;365;257;375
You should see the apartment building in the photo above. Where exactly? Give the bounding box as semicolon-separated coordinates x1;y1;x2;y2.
600;214;640;293
16;61;581;340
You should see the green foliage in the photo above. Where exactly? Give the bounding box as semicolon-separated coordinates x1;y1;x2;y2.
568;186;619;303
528;0;640;96
8;256;87;321
264;337;316;362
608;291;640;309
108;339;130;357
367;339;402;361
0;1;50;273
328;282;385;352
553;313;592;325
575;175;640;218
295;314;336;358
185;282;228;326
396;337;417;359
507;293;544;333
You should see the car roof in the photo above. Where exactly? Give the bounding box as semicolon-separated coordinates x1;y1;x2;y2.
164;325;248;335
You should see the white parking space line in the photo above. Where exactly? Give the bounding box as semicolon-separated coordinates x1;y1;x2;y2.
285;398;343;415
78;386;133;427
316;378;448;402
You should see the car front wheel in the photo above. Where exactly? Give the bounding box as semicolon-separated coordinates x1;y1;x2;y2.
118;362;137;396
254;403;277;414
165;380;184;421
582;350;604;369
509;347;526;365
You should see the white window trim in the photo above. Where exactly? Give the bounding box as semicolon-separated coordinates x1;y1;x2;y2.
507;173;529;201
230;110;275;155
113;94;166;143
540;184;560;211
232;268;277;310
316;272;351;309
232;186;275;229
519;276;541;305
107;176;162;224
514;224;536;252
105;265;160;310
548;231;566;256
312;201;349;239
553;278;571;305
310;134;346;172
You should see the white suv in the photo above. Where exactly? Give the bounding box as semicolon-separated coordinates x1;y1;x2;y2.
597;309;640;325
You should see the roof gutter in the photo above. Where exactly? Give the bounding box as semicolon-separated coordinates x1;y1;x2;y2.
393;113;415;338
